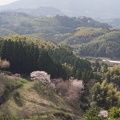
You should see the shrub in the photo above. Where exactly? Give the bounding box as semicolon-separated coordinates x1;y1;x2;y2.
84;107;108;120
109;107;120;119
0;58;10;69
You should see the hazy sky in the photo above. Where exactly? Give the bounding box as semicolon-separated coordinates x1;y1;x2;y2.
0;0;119;6
0;0;18;5
0;0;119;18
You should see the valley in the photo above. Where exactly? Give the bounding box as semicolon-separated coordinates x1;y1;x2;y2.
0;0;120;119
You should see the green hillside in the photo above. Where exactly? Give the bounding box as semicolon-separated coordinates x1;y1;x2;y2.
0;35;92;80
2;11;120;60
60;27;110;45
0;35;92;120
0;73;82;120
79;30;120;59
0;12;111;41
52;27;120;60
0;14;120;119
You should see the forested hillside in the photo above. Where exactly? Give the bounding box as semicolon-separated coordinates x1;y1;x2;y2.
0;35;92;80
0;12;120;119
0;12;111;39
1;36;120;120
49;27;120;60
2;11;120;60
79;30;120;59
0;35;93;119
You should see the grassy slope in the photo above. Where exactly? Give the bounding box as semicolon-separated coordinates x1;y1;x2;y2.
0;73;82;120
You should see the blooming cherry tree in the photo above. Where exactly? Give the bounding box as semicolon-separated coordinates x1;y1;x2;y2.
30;71;51;85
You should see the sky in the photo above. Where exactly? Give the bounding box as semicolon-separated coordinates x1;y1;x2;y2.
0;0;17;5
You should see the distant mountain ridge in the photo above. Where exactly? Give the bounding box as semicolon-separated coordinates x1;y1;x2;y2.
0;11;111;38
57;27;120;60
1;11;119;60
0;0;120;18
99;18;120;28
0;7;63;17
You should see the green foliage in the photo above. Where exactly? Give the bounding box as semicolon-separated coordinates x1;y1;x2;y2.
0;12;111;42
0;74;28;89
0;12;118;60
75;27;109;37
79;30;120;59
0;38;68;79
0;74;28;111
81;63;120;114
0;36;93;80
109;107;120;119
49;45;92;80
84;107;103;120
106;65;120;86
53;112;74;120
13;91;24;107
0;73;82;120
90;80;120;109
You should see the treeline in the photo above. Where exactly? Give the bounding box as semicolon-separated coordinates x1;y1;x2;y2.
0;39;67;78
49;46;93;80
0;36;93;80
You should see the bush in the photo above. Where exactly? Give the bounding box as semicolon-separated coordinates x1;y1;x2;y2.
109;107;120;119
84;107;108;120
0;58;10;69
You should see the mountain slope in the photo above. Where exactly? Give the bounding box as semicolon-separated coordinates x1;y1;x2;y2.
0;12;111;39
0;73;82;120
79;30;120;59
51;27;120;60
4;7;64;17
60;27;110;45
101;18;120;28
14;7;64;16
0;0;120;18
